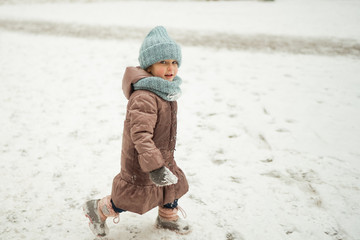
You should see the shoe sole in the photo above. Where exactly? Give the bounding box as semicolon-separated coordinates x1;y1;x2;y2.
155;223;192;235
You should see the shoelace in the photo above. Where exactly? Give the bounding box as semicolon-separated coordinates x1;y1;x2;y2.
177;206;187;219
113;215;120;224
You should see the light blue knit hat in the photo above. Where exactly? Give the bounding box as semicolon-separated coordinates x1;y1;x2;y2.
138;26;182;70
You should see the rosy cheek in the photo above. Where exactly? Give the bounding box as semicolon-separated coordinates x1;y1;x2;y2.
154;68;166;77
159;68;167;75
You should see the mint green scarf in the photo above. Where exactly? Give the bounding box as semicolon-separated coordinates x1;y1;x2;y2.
132;76;182;101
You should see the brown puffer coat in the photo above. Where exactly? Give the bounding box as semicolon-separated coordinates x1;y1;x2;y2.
111;67;189;214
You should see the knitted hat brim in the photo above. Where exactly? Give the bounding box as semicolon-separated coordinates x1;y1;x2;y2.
139;42;182;70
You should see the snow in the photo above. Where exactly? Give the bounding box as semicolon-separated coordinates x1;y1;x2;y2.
1;0;360;240
1;0;360;39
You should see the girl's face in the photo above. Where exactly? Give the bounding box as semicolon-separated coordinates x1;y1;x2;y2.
147;59;178;81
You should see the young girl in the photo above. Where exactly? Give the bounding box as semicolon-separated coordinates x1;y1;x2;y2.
83;26;190;237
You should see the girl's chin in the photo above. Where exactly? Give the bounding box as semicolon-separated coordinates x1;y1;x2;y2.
163;76;174;81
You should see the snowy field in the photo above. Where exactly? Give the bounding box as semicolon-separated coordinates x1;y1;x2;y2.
1;1;360;240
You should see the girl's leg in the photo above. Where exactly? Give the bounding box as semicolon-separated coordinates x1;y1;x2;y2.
163;199;178;209
111;199;126;214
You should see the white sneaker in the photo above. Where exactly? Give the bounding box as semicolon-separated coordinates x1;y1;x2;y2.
82;199;109;237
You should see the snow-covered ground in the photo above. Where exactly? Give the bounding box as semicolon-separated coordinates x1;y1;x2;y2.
1;1;360;240
1;0;360;40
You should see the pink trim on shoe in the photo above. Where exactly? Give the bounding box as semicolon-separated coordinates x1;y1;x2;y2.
159;206;179;221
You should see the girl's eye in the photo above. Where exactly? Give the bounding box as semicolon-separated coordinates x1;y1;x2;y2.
172;61;178;65
159;61;166;64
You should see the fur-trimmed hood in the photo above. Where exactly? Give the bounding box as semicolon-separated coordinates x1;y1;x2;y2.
122;66;152;100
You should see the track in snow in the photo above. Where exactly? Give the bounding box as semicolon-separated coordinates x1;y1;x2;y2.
1;18;360;57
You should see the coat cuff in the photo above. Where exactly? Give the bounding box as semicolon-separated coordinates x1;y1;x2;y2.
138;148;164;172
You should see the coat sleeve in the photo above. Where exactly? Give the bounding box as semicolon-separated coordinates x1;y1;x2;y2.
128;93;164;173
